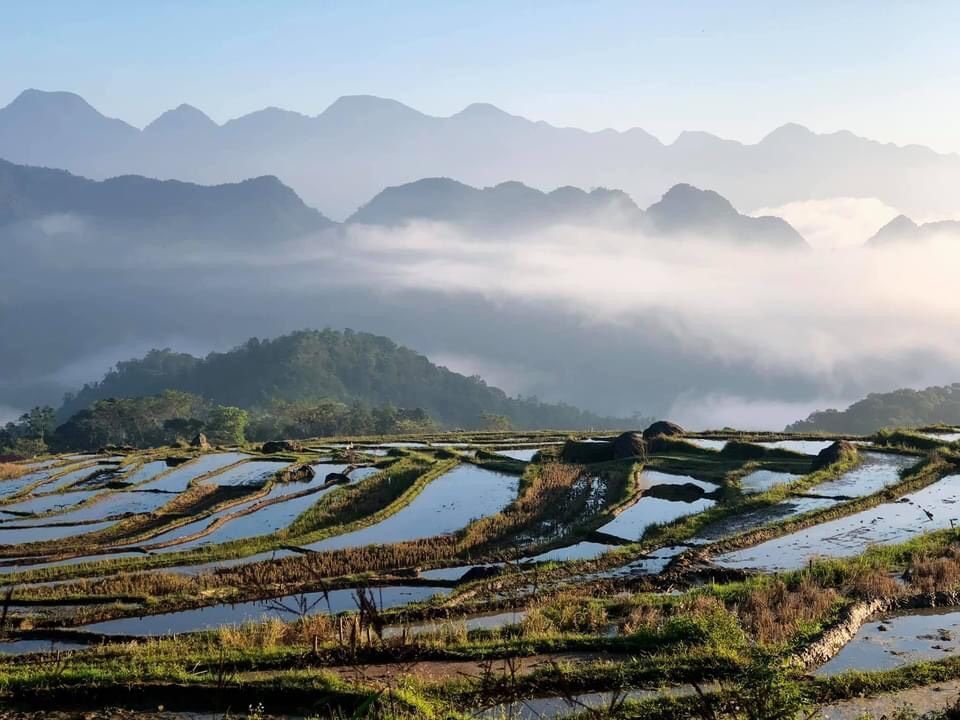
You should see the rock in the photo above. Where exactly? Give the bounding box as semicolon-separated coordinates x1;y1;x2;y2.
878;623;889;632
560;439;615;463
278;463;315;483
261;439;303;454
164;456;191;467
190;433;210;449
642;420;685;440
612;431;646;459
325;471;352;484
810;440;859;472
457;565;502;583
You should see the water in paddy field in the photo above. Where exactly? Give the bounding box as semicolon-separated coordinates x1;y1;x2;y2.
0;489;100;516
0;468;59;499
685;438;729;451
0;519;115;546
690;452;915;547
134;453;249;492
739;469;799;493
478;687;697;719
524;540;615;563
382;609;527;639
816;607;960;675
141;465;380;551
714;473;960;572
122;460;170;486
303;465;519;552
804;452;916;497
37;464;102;492
919;432;960;442
0;638;91;655
79;585;449;636
756;440;836;455
494;448;543;461
204;459;289;487
597;471;717;542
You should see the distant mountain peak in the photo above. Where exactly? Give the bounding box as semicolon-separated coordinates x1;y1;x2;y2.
646;183;807;247
144;103;218;134
760;122;816;144
6;88;95;112
321;94;426;120
454;102;517;120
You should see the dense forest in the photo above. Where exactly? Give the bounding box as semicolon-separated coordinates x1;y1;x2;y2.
58;329;630;433
787;383;960;434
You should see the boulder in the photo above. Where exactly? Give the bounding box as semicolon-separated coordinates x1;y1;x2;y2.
642;420;685;440
456;565;503;584
261;439;303;454
811;440;859;472
278;463;315;483
612;431;645;459
190;433;211;449
560;440;615;463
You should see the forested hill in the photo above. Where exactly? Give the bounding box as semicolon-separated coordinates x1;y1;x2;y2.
786;383;960;434
58;329;628;431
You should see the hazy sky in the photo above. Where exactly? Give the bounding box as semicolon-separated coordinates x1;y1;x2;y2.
5;1;960;151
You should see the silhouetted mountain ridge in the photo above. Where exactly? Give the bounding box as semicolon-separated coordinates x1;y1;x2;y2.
2;89;958;220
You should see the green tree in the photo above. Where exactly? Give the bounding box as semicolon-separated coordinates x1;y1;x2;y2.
205;406;248;445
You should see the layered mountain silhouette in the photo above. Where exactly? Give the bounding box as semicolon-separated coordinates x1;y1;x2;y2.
0;158;806;247
0;158;332;245
350;177;807;246
867;214;960;246
2;89;958;221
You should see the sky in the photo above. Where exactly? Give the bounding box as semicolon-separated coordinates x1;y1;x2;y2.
4;0;960;151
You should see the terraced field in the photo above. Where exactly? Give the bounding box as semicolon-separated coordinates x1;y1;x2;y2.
2;427;960;718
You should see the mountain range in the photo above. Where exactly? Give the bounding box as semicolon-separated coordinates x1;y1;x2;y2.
0;158;807;247
867;214;960;246
2;89;959;221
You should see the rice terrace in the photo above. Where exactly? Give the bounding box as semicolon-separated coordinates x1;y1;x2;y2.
1;423;960;718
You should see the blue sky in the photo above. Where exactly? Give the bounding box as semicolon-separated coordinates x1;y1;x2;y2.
5;1;960;150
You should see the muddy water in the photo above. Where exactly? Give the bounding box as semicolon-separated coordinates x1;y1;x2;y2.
714;473;960;572
79;585;449;636
597;471;716;542
303;465;519;553
816;607;960;675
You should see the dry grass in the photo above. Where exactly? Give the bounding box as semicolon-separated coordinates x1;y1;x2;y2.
0;464;29;481
844;569;904;600
910;548;960;593
735;578;839;644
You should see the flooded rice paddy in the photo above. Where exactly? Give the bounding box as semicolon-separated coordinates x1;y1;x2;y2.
303;465;519;552
80;585;448;636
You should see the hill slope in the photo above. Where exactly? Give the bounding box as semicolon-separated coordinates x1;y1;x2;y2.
58;329;628;431
0;158;332;245
786;383;960;434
